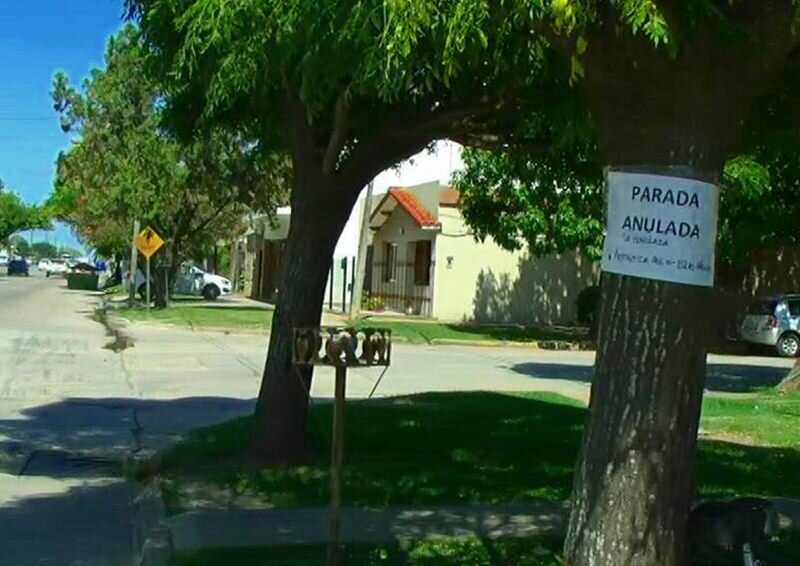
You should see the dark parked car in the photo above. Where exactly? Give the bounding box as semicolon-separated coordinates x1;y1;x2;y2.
8;259;29;276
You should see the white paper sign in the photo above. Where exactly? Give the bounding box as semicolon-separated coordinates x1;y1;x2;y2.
601;171;720;287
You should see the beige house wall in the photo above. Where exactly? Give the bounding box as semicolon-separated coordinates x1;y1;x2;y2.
432;207;599;325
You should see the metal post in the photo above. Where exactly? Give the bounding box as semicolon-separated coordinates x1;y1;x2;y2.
327;364;346;566
128;220;140;308
163;250;170;308
349;181;374;319
329;265;334;310
342;258;348;313
146;256;151;311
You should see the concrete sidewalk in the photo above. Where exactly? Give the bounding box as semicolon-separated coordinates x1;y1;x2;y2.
166;501;569;551
155;497;800;554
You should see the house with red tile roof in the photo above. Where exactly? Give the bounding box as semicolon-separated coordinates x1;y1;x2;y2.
366;181;599;323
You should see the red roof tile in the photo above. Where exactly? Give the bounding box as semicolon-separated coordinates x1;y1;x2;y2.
439;186;460;206
387;187;438;227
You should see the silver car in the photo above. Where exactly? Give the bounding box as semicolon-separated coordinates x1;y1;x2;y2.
739;294;800;357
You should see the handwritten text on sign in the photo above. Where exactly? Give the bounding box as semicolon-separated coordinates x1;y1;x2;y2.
601;172;720;287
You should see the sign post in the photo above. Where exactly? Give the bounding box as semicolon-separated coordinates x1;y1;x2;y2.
146;256;151;311
292;327;392;566
128;220;140;308
134;226;165;308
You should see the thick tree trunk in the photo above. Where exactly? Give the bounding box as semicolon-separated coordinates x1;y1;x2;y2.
153;246;177;309
565;266;711;565
250;174;359;464
777;359;800;394
563;4;797;563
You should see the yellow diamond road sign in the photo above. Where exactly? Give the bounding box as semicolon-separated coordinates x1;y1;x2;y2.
135;226;165;259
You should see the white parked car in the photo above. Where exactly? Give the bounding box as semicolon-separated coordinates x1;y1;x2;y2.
46;259;68;277
129;263;232;301
37;258;51;271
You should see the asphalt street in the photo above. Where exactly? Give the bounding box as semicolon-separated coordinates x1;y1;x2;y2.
0;271;793;564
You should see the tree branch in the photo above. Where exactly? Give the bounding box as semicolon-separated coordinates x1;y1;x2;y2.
449;131;552;154
191;198;236;235
280;80;321;171
336;96;523;188
370;98;511;141
322;89;351;175
530;17;577;58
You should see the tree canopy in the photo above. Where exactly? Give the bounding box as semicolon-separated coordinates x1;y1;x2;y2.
49;24;289;261
444;1;800;268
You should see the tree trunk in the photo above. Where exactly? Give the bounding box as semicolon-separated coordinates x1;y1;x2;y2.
565;267;712;565
562;5;797;562
153;259;169;309
777;359;800;394
153;245;177;309
564;77;727;563
250;174;359;464
113;254;122;286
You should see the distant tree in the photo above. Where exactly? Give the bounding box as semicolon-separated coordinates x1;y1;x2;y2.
30;241;58;259
49;25;288;306
0;181;50;247
9;236;31;257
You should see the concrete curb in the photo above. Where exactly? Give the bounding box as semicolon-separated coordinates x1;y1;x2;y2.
132;477;173;566
429;338;594;351
105;311;595;351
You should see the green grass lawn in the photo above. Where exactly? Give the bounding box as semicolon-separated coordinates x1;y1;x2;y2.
158;390;800;511
114;305;586;345
115;305;272;331
700;392;800;447
352;320;588;345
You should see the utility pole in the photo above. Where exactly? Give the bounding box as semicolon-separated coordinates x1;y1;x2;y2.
128;220;140;308
349;180;374;320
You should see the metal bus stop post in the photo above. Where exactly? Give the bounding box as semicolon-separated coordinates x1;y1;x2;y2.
292;327;391;566
327;363;346;565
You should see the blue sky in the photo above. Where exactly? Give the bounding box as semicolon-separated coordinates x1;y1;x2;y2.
1;1;125;250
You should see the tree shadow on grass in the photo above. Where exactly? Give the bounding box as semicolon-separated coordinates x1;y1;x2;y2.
160;391;800;510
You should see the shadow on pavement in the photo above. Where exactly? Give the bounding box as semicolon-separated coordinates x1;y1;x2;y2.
510;361;789;393
0;479;135;565
0;396;256;564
